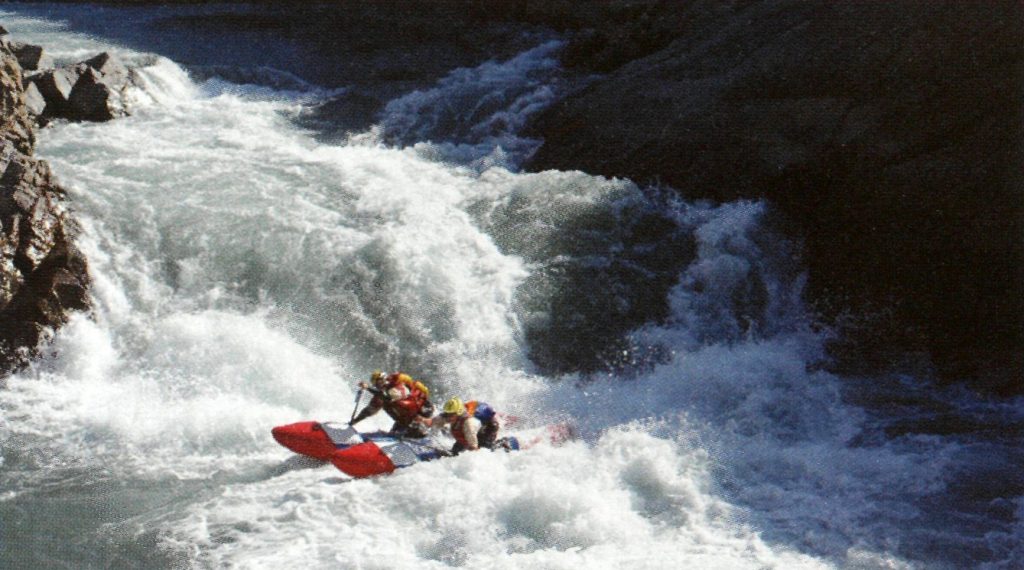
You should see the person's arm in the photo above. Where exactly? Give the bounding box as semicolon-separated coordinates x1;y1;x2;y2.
350;399;382;425
358;382;389;399
462;417;482;450
414;415;442;432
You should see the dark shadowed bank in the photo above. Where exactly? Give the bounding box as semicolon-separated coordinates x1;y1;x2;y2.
523;0;1024;396
5;0;1022;396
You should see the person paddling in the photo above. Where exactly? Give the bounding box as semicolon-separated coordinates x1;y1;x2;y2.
350;370;434;438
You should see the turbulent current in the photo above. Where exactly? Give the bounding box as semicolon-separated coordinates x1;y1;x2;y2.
1;6;1021;570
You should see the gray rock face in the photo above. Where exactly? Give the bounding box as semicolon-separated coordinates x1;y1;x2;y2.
81;52;128;84
0;43;90;372
527;1;1024;392
22;81;45;117
26;51;132;122
26;67;79;116
0;43;34;155
8;41;52;71
67;66;127;121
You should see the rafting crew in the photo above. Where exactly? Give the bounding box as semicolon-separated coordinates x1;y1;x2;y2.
416;397;516;454
351;369;516;454
350;370;434;438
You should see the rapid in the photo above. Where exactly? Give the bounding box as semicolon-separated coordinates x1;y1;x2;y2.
1;6;1021;570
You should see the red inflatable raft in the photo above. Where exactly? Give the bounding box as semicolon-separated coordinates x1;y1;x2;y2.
272;421;449;478
272;420;574;478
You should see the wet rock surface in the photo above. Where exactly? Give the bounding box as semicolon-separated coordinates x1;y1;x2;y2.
0;41;90;372
0;40;36;155
26;51;135;123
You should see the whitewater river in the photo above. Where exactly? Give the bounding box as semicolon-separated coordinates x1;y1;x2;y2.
1;6;1021;569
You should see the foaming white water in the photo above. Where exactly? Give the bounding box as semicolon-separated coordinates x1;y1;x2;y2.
166;429;834;570
10;57;536;461
1;9;1020;570
2;312;339;478
380;40;566;170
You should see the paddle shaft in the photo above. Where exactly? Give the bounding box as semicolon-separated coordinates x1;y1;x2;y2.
350;388;364;423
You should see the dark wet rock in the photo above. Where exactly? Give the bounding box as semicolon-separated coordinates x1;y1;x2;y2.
64;52;133;122
8;41;51;71
26;66;80;116
25;51;133;123
0;43;90;373
67;66;127;121
526;1;1024;393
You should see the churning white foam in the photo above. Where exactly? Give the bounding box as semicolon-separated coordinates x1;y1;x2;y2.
380;40;566;170
165;428;835;570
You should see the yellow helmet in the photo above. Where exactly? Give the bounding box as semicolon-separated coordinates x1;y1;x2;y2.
442;397;464;416
370;370;386;384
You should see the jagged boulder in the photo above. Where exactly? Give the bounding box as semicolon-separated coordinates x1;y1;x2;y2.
8;41;52;71
26;51;132;122
0;138;90;370
26;66;79;118
0;42;90;372
0;42;35;155
66;52;131;122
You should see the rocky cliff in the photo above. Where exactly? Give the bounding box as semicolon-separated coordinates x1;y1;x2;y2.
525;0;1024;393
0;40;90;372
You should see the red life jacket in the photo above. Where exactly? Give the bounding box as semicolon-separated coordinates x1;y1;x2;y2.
451;401;496;448
376;373;429;425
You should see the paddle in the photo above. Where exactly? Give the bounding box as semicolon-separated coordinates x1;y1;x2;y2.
349;388;364;424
